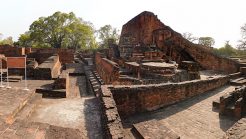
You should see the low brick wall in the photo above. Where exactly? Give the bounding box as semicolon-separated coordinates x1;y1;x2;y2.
110;76;229;117
28;48;75;64
95;52;119;84
34;55;61;80
0;45;25;56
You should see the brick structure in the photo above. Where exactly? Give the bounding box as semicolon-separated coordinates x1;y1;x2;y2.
100;86;124;139
110;76;229;117
119;11;239;73
0;45;25;57
28;48;75;64
34;55;61;80
95;52;120;84
215;86;246;119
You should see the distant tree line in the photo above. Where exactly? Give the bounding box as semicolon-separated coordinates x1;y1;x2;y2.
0;33;13;45
13;12;120;49
183;24;246;57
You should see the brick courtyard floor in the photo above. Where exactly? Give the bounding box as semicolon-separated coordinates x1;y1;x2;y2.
124;85;238;139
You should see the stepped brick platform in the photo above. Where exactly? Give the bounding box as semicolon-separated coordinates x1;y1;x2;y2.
0;88;35;123
0;80;54;123
132;119;180;139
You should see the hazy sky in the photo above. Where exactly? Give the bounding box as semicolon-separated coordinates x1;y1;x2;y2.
0;0;245;48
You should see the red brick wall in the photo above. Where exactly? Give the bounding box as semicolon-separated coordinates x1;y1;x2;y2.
28;48;75;64
110;76;229;117
95;52;119;84
0;47;75;64
0;46;25;56
119;11;165;45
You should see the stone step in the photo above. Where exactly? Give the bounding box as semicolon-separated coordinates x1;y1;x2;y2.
132;119;180;139
5;90;35;124
14;93;42;121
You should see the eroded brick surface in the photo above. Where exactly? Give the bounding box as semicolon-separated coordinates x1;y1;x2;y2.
224;118;246;139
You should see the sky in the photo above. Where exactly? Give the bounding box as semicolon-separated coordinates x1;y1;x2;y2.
0;0;245;48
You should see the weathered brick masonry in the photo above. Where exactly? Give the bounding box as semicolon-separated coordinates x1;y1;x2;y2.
110;76;229;117
100;85;124;139
34;55;61;79
95;52;119;84
119;11;239;73
29;48;75;64
0;45;25;56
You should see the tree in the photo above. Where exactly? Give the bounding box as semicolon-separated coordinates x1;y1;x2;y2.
0;36;14;45
17;32;32;47
198;37;215;47
213;41;237;57
97;25;119;47
182;32;198;43
237;23;246;50
18;11;97;49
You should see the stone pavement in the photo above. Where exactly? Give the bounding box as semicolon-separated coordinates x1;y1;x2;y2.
124;85;238;139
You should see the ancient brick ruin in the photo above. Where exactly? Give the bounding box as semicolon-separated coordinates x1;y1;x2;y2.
0;11;246;139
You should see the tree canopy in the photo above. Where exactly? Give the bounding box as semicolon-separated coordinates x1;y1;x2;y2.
0;34;13;45
182;32;198;43
97;25;119;47
198;37;215;47
237;23;246;50
213;41;237;57
18;11;98;49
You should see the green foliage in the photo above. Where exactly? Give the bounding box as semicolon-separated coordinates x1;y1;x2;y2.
213;41;237;57
198;37;215;47
17;11;98;49
17;32;32;47
97;25;119;47
182;32;198;43
0;36;13;45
